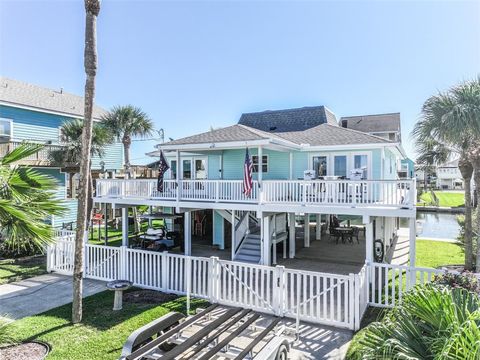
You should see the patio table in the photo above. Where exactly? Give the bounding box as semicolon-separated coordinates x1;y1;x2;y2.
334;227;355;244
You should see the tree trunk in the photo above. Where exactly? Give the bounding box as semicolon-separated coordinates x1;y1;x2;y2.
72;0;100;324
474;168;480;270
458;155;474;270
123;138;131;179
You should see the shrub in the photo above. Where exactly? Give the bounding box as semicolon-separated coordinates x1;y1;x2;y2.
434;271;480;294
347;284;480;359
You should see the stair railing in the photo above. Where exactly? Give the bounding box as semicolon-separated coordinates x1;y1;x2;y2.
234;211;251;257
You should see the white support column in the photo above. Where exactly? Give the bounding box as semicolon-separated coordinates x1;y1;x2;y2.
289;213;296;258
262;214;271;266
365;219;374;264
176;150;181;202
184;211;191;256
304;213;310;247
121;207;129;247
409;217;416;267
289;152;293;180
231;210;236;260
316;214;322;241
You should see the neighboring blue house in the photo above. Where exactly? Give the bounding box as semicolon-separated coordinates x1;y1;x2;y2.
96;105;416;269
0;77;124;227
400;158;415;179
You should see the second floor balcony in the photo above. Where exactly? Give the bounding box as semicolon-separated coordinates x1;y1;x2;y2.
0;140;65;166
95;178;416;210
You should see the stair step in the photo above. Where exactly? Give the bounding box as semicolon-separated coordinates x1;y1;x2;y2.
246;234;261;239
239;248;260;256
243;242;260;249
235;254;261;263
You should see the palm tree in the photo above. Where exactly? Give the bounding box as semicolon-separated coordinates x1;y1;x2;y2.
412;88;476;270
50;119;113;216
0;144;65;252
51;118;113;166
349;284;480;359
72;0;100;324
101;105;154;177
102;105;154;234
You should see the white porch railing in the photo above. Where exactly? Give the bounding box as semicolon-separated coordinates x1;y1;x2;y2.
95;179;415;208
0;141;65;161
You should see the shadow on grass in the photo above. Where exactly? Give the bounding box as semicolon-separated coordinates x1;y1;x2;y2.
22;288;209;334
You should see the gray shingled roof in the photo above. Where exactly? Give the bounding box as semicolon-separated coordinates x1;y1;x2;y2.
274;124;391;146
163;125;270;145
0;77;107;120
163;122;391;148
340;113;401;133
238;106;338;132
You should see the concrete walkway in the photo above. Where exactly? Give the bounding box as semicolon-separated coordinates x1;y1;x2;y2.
0;273;106;319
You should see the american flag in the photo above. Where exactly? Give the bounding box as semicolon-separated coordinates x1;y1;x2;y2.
157;150;170;192
243;148;253;197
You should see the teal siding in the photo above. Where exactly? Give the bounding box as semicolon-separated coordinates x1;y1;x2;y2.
33;168;77;228
1;105;69;142
0;105;123;170
52;200;78;228
371;149;382;180
35;167;66;198
213;211;224;249
208;154;221;179
92;142;124;170
292;151;308;179
222;149;290;180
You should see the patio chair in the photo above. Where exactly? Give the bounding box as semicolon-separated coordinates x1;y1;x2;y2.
351;226;360;244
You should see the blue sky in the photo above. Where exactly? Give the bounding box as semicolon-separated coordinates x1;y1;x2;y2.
1;0;479;164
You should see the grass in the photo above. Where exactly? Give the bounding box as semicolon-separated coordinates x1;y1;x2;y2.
0;257;46;285
418;191;465;207
7;290;207;360
88;219;165;247
416;239;464;268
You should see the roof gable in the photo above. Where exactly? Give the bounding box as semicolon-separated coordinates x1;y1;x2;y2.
340;113;401;133
238;106;338;132
0;77;107;120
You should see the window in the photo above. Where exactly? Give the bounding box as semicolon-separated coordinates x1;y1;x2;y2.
252;155;268;173
353;154;368;179
334;155;347;177
182;159;192;179
0;118;12;138
195;159;207;179
312;156;327;177
170;160;177;179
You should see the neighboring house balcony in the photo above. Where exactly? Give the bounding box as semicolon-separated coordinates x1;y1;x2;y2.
95;178;416;215
0;140;65;166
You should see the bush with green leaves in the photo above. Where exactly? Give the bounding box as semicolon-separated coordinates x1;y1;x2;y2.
347;284;480;360
435;271;480;295
0;316;15;347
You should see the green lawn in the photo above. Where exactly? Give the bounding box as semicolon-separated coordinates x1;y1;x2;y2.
88;219;165;247
0;257;46;285
416;239;464;268
418;191;465;207
7;290;206;360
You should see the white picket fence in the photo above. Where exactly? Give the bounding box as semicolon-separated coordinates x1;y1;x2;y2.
47;234;459;331
47;239;359;329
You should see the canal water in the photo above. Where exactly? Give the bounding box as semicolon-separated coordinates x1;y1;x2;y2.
415;212;461;240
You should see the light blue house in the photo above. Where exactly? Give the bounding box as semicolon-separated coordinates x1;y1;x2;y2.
0;77;124;227
95;105;416;272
